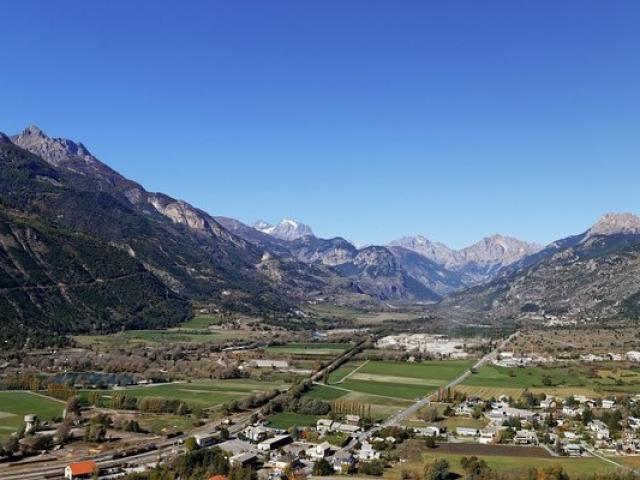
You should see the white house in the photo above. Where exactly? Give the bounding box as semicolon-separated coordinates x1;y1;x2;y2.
540;398;556;409
479;427;498;444
194;433;217;448
627;351;640;362
243;425;269;443
589;420;610;440
601;399;615;410
415;426;440;437
358;441;381;460
456;427;479;437
562;406;582;418
308;442;333;460
514;429;538;445
317;419;334;435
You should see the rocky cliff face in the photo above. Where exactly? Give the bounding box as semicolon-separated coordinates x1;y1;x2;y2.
12;126;242;246
587;212;640;237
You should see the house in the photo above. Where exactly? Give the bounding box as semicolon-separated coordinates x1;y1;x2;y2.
562;406;582;418
455;403;475;417
456;427;479;437
243;425;269;443
358;441;381;460
487;406;536;425
479;427;498;444
629;417;640;430
345;414;360;426
601;399;615;410
336;423;361;435
258;434;292;451
194;433;217;448
308;442;333;460
540;398;556;409
65;461;98;480
514;430;538;445
564;443;583;457
208;476;229;480
229;452;258;468
249;359;289;369
332;451;355;473
627;351;640;362
415;426;440;437
269;453;296;470
589;420;611;440
317;419;334;435
316;419;361;436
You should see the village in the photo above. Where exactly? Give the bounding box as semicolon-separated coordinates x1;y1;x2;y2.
5;326;640;479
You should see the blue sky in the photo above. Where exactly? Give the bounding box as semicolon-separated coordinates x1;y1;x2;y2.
1;1;639;248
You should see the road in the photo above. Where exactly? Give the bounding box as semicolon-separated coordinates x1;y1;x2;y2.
0;337;371;480
339;330;520;452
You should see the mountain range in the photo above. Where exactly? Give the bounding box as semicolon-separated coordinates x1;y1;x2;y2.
1;124;640;346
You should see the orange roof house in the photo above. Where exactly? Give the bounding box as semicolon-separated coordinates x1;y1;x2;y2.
65;461;98;479
208;476;229;480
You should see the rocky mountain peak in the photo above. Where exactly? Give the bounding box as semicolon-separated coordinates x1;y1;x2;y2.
12;125;101;171
21;124;47;138
0;132;12;144
254;218;315;241
588;212;640;237
460;235;542;265
388;235;455;265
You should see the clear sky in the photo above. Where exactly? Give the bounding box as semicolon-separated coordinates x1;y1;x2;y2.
1;1;639;248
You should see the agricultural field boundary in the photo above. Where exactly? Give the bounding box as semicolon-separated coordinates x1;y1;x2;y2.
336;360;369;384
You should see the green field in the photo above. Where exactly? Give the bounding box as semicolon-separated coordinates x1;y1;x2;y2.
328;361;365;383
327;360;472;402
304;384;349;401
0;392;64;439
340;379;433;400
360;360;473;381
463;366;590;389
417;450;615;478
74;329;258;346
178;314;226;329
459;364;640;398
81;379;286;409
137;413;198;435
267;412;321;429
265;343;352;356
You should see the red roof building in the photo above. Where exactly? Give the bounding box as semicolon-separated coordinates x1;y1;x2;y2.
65;461;98;479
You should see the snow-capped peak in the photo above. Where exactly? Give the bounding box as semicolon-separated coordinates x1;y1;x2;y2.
253;218;314;241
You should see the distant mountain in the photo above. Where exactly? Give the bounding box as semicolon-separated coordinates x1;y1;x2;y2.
227;227;445;301
253;218;314;241
387;246;465;296
440;213;640;323
389;234;541;284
